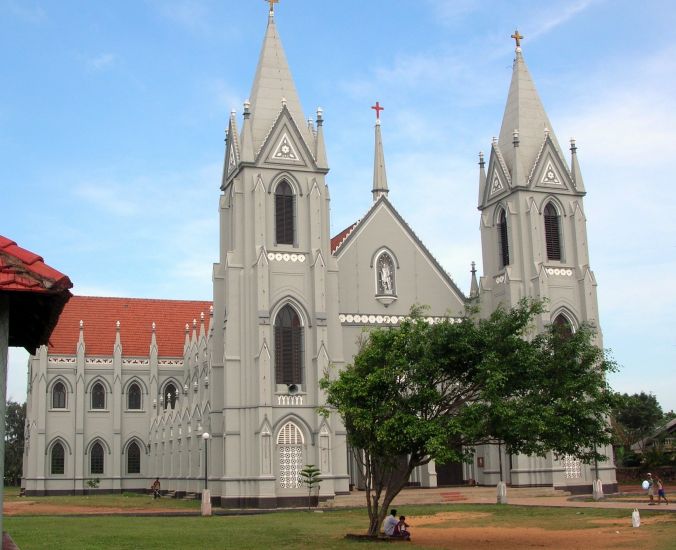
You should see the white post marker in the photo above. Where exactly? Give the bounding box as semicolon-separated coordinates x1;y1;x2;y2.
632;508;641;528
592;478;604;501
201;431;212;516
496;481;508;504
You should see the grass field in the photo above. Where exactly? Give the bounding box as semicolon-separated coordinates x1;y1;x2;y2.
5;502;676;550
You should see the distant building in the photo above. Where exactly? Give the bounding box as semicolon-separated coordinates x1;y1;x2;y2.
22;9;616;504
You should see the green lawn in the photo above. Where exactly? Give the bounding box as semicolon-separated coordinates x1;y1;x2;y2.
5;504;676;550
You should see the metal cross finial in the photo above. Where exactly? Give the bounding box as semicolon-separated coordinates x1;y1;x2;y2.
371;101;384;120
511;29;523;48
267;0;279;14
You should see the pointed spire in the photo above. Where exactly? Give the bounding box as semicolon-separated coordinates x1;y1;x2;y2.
372;105;388;201
511;128;526;187
569;138;586;193
184;323;190;354
498;36;565;177
470;261;479;299
248;11;311;154
240;100;255;162
199;312;206;341
314;107;328;170
150;321;157;353
478;151;486;206
114;320;121;351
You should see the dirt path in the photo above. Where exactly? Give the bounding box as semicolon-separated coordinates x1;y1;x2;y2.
408;512;670;550
3;500;191;516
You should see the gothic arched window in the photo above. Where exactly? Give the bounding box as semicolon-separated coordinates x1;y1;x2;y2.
552;313;574;340
163;383;177;410
274;305;303;385
51;442;65;475
127;442;141;474
91;383;105;410
127;383;141;410
90;442;104;474
544;203;562;261
376;252;395;295
498;208;510;268
277;422;304;488
52;381;66;409
275;180;295;245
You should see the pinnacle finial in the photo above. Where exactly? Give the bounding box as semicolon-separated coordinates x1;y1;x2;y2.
471;261;476;273
79;319;84;329
116;320;120;330
511;29;523;50
570;137;577;152
266;0;279;16
371;101;384;121
152;322;156;332
479;151;485;167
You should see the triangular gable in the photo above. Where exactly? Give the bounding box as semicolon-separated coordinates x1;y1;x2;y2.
334;197;467;302
482;144;511;205
528;137;575;192
257;106;316;169
222;113;241;189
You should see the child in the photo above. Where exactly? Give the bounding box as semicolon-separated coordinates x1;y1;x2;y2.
394;515;411;540
656;476;669;505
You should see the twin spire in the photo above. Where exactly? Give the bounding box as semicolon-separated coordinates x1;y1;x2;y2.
485;30;585;195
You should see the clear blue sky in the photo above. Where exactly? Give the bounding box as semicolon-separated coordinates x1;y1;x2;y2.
3;0;675;411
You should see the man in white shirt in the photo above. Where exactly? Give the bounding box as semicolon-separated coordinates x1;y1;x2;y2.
382;509;399;536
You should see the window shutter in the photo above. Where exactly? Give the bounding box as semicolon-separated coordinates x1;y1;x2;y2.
498;210;509;267
544;204;561;260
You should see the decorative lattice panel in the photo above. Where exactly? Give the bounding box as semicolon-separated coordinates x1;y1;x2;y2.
563;455;581;479
279;445;302;488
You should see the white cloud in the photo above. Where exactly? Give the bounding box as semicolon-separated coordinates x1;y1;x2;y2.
74;184;140;217
528;0;598;41
152;0;211;33
87;53;117;72
3;0;46;24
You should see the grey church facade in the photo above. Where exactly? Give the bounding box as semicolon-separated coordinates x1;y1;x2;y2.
22;12;617;504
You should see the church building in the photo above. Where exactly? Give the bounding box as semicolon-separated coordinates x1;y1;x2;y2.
22;9;617;505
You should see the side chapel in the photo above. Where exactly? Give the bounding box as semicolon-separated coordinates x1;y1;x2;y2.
22;8;617;504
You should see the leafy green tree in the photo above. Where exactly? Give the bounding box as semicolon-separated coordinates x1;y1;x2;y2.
320;300;616;536
4;401;26;486
611;392;665;454
299;464;321;510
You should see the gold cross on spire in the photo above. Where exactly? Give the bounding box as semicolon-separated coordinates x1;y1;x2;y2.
511;29;523;48
267;0;279;14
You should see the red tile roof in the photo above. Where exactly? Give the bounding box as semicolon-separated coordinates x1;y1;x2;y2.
331;223;357;253
1;236;73;352
48;296;212;357
0;236;72;293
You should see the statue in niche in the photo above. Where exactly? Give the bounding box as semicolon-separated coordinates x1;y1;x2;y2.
377;253;395;295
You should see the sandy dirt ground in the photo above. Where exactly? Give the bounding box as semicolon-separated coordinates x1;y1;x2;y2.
3;500;189;516
407;511;672;550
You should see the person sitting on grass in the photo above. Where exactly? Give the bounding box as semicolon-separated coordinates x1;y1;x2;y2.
382;509;399;537
394;515;411;540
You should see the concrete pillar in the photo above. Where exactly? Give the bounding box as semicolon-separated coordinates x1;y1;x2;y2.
0;296;10;535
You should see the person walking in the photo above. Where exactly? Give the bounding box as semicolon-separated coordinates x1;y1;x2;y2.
656;476;669;505
151;478;161;499
647;473;655;505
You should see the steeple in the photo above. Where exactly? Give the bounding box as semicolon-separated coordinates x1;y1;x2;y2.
371;102;388;201
498;33;565;176
569;138;586;193
247;8;312;155
469;261;479;299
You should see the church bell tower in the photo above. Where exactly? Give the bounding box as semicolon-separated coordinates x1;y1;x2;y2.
207;5;348;507
476;32;617;492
